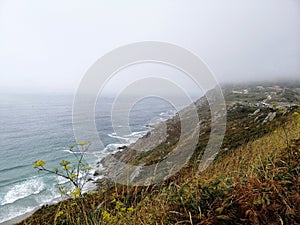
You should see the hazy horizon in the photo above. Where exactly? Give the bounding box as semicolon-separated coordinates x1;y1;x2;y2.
0;0;299;94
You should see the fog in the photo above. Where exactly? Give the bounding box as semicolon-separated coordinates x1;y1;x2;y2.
0;0;299;94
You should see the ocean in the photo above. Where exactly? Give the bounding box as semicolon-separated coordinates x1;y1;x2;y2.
0;93;183;224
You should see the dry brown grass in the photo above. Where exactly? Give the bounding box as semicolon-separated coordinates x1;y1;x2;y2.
17;110;300;225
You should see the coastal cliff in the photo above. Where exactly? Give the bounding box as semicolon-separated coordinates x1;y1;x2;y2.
16;82;300;225
98;83;300;185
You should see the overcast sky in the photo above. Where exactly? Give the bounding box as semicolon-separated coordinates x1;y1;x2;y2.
0;0;299;94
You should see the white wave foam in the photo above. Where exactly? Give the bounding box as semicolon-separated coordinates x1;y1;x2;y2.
0;205;35;224
124;130;147;138
56;176;68;185
104;130;148;154
0;177;45;206
82;181;96;193
103;143;125;153
35;188;61;206
62;149;83;154
107;133;130;142
62;149;73;154
108;130;147;142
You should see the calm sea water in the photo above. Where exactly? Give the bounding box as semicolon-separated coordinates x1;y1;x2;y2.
0;93;182;224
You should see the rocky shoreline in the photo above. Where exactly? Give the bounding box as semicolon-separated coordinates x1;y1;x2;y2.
95;83;300;187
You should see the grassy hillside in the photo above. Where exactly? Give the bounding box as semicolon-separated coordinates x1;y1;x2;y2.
17;84;300;225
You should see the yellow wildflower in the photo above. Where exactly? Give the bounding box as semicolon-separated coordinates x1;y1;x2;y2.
102;210;111;221
115;200;124;210
127;207;135;212
83;166;92;171
64;165;71;171
34;160;46;168
70;188;81;198
55;211;64;217
69;173;77;179
60;160;70;167
77;141;90;146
